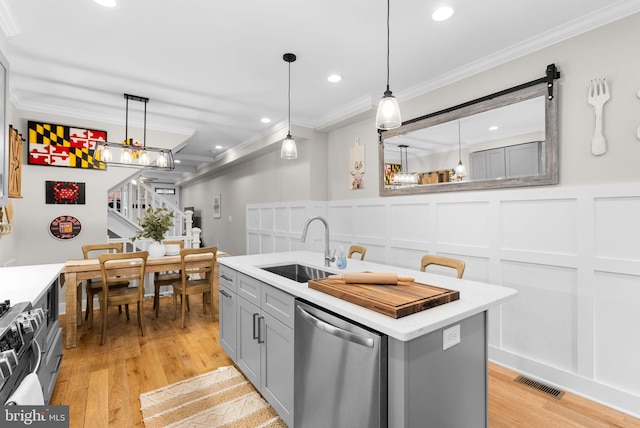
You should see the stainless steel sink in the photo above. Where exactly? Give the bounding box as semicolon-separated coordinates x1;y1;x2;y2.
261;263;333;283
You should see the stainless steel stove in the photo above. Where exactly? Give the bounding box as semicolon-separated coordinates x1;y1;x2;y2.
0;300;46;404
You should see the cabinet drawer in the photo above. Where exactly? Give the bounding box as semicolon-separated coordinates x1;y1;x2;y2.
261;284;295;328
219;265;237;292
238;272;261;306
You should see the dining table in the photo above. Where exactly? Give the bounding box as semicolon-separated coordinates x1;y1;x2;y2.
60;251;226;349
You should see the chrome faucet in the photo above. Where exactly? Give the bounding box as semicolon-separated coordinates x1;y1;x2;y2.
301;216;335;267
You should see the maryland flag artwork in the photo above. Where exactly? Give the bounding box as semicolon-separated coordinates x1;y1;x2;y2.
28;121;107;170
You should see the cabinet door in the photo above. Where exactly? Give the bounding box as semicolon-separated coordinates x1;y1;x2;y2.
260;311;294;427
486;147;506;179
236;297;261;386
505;141;541;177
470;151;487;180
470;148;506;180
219;287;237;360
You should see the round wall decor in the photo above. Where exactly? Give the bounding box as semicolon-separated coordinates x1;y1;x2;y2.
49;215;82;240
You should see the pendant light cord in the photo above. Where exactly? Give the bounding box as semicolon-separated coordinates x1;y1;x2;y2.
288;60;292;134
458;120;462;160
385;0;390;91
125;96;129;143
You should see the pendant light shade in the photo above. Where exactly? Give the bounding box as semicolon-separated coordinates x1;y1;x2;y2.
281;53;298;159
376;89;402;130
376;0;401;130
281;133;297;159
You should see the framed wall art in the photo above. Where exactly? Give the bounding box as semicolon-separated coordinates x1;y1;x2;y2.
46;181;86;204
213;194;221;219
28;121;107;170
49;215;82;240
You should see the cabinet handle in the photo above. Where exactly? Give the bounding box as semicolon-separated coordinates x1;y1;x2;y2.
253;313;259;340
257;316;265;344
221;274;233;282
220;289;232;299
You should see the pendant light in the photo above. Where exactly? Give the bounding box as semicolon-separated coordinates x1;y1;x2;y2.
281;53;298;159
96;94;174;169
376;0;401;130
456;120;467;177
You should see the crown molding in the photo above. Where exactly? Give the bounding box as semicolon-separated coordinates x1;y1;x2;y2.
0;0;20;38
397;0;640;103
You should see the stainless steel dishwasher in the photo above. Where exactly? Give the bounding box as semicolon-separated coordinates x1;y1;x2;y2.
295;300;387;428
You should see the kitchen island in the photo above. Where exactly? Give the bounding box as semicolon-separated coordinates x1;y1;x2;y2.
218;251;517;428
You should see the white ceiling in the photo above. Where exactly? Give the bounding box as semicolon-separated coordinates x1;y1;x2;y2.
3;0;640;182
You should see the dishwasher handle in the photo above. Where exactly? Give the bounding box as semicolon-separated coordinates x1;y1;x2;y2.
297;305;374;348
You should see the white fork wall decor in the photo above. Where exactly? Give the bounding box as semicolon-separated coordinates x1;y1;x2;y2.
587;78;610;156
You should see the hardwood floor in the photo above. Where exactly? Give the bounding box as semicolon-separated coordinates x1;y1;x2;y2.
51;296;640;428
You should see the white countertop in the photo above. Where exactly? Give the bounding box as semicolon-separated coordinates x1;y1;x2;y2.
0;263;65;305
218;251;517;341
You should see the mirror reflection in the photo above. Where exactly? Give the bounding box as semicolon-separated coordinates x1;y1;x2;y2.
379;74;558;195
384;97;545;185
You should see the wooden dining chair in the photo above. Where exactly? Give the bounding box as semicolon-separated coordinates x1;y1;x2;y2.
98;251;148;345
172;246;217;328
81;243;131;328
152;240;185;318
348;245;367;261
420;254;465;278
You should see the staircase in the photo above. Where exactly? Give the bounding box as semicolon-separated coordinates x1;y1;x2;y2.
106;178;200;250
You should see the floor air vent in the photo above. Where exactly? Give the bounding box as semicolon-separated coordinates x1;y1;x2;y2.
514;375;565;399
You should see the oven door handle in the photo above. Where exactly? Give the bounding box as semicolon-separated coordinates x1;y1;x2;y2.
31;340;42;374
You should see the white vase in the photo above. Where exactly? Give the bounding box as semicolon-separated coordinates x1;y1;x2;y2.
148;241;166;258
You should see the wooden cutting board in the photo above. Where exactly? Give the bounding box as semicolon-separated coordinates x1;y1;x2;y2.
308;278;459;318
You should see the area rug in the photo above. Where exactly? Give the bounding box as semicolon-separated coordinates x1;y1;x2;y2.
139;365;287;428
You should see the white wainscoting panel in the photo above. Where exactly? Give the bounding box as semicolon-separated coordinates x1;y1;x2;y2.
436;201;490;248
247;231;260;254
594;270;640;396
274;207;289;232
500;198;578;255
390;203;431;244
594;196;640;261
354;204;387;240
260;207;274;231
247;207;260;230
501;260;578;373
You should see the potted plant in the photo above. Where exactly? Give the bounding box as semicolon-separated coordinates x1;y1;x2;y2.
132;205;175;257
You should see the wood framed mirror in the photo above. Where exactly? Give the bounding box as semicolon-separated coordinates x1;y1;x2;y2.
379;64;560;196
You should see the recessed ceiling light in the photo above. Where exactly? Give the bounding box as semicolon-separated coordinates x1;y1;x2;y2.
174;159;181;164
214;145;223;150
328;74;342;83
261;117;271;123
489;125;499;131
432;6;454;21
94;0;117;7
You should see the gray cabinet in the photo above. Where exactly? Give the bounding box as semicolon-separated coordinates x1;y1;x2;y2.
470;141;542;180
470;147;506;180
219;266;237;360
505;141;543;177
236;296;261;384
218;268;294;427
261;311;294;421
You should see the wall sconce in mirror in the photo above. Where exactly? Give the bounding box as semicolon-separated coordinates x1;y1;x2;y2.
379;63;560;196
